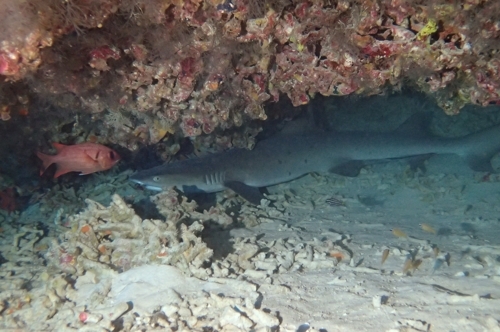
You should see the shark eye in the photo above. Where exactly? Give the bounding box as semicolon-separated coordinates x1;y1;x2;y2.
153;176;160;182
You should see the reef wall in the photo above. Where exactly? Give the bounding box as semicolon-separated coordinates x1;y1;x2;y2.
1;0;500;149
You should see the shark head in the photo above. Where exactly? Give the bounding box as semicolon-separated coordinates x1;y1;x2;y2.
129;165;189;192
129;160;225;194
129;169;166;191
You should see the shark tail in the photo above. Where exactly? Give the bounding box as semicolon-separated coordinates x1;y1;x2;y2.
460;125;500;172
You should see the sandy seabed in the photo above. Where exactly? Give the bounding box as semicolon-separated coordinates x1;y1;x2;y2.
2;153;500;331
236;155;500;331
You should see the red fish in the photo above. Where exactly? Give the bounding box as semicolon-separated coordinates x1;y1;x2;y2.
37;142;120;178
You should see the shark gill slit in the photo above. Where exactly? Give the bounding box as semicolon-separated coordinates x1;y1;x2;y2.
205;172;225;185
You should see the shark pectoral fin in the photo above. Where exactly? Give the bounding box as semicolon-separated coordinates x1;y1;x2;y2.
461;124;500;173
224;181;264;205
329;160;365;177
465;154;495;173
407;154;433;173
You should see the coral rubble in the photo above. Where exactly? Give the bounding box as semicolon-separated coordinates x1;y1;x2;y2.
0;181;354;331
46;193;215;279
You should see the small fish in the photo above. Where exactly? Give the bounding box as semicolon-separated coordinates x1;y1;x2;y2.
329;251;344;262
391;228;407;238
402;257;413;273
444;252;451;267
381;248;390;265
432;245;440;258
432;258;444;273
326;197;345;206
37;142;120;178
403;256;423;274
420;223;436;234
412;259;423;271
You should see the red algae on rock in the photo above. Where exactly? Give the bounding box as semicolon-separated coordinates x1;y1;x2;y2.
0;0;499;142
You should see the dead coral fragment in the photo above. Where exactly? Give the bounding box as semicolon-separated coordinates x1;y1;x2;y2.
152;189;234;227
48;193;214;279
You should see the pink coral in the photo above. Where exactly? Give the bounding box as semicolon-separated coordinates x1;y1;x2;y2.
88;45;121;71
0;52;20;77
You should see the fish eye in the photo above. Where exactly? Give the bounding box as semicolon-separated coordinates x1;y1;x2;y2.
109;151;115;160
153;176;160;182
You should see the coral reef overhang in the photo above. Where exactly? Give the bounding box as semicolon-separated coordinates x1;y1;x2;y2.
1;0;500;151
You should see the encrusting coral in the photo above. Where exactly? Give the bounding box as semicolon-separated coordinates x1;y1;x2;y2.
1;0;500;149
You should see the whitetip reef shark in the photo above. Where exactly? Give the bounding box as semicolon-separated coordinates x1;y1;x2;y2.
130;113;500;204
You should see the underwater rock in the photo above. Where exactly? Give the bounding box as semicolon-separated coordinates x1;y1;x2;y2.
46;193;214;279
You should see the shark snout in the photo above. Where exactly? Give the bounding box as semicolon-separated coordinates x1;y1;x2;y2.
129;172;163;191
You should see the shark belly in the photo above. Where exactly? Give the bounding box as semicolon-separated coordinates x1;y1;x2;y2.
233;135;334;187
